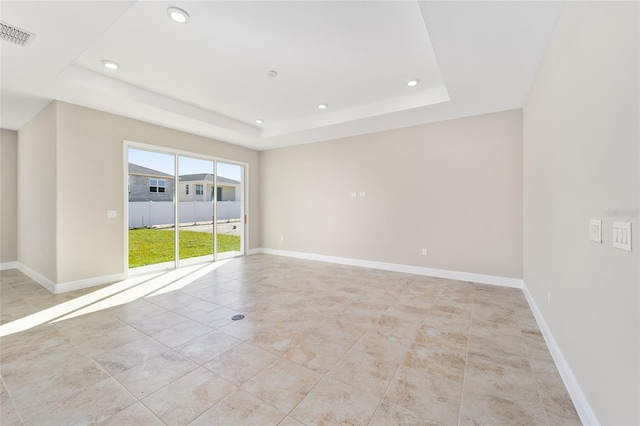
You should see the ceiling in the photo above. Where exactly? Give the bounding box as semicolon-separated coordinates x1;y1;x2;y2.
0;1;562;150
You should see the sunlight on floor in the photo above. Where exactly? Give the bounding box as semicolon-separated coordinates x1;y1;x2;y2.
0;260;231;337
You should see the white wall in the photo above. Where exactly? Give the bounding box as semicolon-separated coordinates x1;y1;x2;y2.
17;103;58;282
523;2;639;424
1;129;18;265
261;109;523;279
54;101;259;284
14;101;259;287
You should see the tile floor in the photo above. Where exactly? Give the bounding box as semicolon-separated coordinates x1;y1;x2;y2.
0;254;581;425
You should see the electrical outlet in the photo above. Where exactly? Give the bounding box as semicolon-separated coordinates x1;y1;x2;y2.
589;219;602;243
280;236;284;242
422;248;428;255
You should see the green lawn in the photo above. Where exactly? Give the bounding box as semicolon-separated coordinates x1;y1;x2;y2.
129;228;240;268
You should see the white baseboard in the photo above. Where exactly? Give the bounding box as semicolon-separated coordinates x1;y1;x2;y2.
55;273;125;294
16;263;56;293
255;248;523;288
521;282;599;426
0;261;18;271
15;263;124;294
247;248;262;256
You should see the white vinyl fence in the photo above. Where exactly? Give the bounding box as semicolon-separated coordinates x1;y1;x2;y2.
129;201;241;228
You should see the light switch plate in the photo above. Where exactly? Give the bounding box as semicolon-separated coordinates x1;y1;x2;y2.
613;222;632;251
359;192;366;197
107;210;117;219
350;192;357;197
589;219;602;243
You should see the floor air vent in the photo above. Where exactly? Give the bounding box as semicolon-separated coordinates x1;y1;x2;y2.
0;21;35;48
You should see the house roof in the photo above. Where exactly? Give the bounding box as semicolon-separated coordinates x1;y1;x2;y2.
128;163;173;178
179;173;240;185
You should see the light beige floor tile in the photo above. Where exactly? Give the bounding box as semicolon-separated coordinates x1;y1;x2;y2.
242;358;322;413
108;299;166;324
143;367;236;426
204;342;278;385
0;379;22;426
459;392;547;425
460;357;549;425
150;318;212;348
1;334;76;375
0;257;576;426
535;371;581;425
218;316;277;340
210;291;248;306
311;319;368;347
290;377;380;426
375;313;422;340
176;330;242;364
129;310;189;334
8;349;111;412
114;351;198;398
284;335;350;374
278;416;305;426
402;343;466;380
250;324;306;355
329;349;399;398
0;299;36;324
171;300;223;319
92;335;169;374
384;365;463;425
183;286;231;300
414;324;469;355
52;311;125;341
99;402;165;426
192;307;242;329
73;324;147;357
21;378;136;426
147;292;203;310
369;400;434;426
467;331;530;370
189;390;285;426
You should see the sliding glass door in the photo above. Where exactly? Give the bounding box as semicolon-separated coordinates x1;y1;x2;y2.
127;146;245;272
127;149;176;270
178;156;215;266
216;161;243;260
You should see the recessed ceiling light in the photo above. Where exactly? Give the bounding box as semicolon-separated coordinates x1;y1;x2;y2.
167;7;190;24
101;60;119;70
255;119;264;124
318;104;328;110
406;79;420;87
266;70;278;78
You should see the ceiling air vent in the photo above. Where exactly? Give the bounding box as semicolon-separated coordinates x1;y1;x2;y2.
0;21;35;48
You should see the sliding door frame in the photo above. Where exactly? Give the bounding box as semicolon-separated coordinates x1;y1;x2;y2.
123;140;248;278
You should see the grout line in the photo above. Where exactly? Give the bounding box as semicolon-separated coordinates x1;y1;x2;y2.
511;289;551;426
456;282;477;426
2;260;560;426
366;277;445;425
0;374;26;426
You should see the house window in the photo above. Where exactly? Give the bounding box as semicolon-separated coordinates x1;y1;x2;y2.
150;179;166;193
185;184;189;195
196;184;203;195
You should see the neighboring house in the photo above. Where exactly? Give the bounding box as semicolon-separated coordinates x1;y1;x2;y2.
128;163;175;202
178;174;240;202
